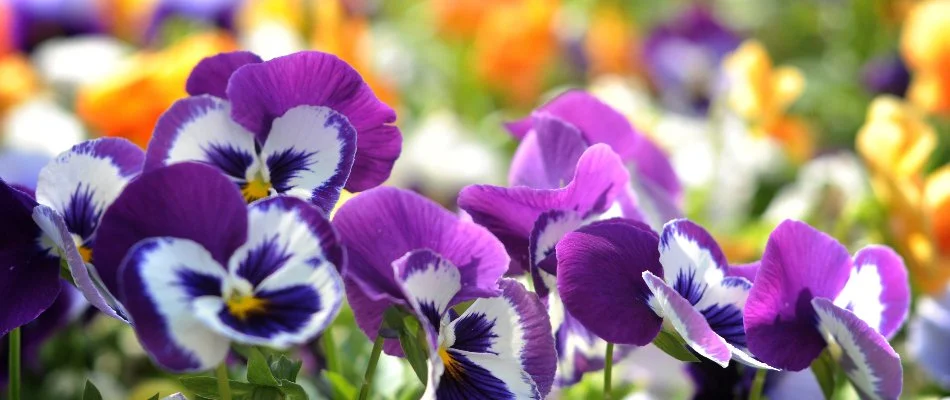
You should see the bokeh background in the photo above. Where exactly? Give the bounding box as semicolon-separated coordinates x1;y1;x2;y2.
2;0;950;398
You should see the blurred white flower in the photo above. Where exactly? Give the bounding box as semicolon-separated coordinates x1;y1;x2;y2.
3;97;85;156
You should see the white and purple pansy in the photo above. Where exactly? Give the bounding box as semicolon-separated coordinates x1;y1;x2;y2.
416;279;557;400
556;218;770;368
332;186;509;356
145;50;402;214
646;219;770;368
93;162;344;372
0;138;145;328
745;220;909;399
506;90;682;228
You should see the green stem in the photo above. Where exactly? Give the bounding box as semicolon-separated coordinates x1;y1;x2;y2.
323;328;340;375
604;342;614;400
749;368;767;400
215;362;231;400
8;328;20;400
358;335;385;400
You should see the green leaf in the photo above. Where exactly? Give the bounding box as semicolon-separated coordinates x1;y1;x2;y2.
147;395;160;400
651;330;700;363
269;355;303;382
325;371;358;400
247;348;280;387
382;307;430;383
82;380;103;400
811;349;837;400
278;380;309;400
180;377;258;399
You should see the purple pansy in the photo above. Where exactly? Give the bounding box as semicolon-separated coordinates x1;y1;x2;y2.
505;90;681;228
745;220;908;399
0;138;144;334
642;4;741;115
334;187;556;398
861;54;910;97
460;139;639;385
333;186;509;355
557;218;769;368
145;50;401;215
93;162;343;372
7;0;106;51
145;0;240;43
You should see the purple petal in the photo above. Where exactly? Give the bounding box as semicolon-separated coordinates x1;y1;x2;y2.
812;298;903;400
226;51;401;192
94;163;248;299
643;271;731;367
36;138;144;242
509;113;588;189
506;90;681;202
441;279;556;398
459;144;631;274
555;219;662;345
259;106;356;214
744;220;853;371
0;181;60;336
144;96;258;180
836;246;909;340
119;237;230;372
186;51;262;98
728;261;760;283
333;187;508;347
32;205;126;321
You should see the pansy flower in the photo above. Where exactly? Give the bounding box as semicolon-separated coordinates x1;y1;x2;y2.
334;187;555;398
91;162;344;371
557;218;768;368
506;90;681;228
145;50;401;214
459;139;636;384
0;138;144;334
908;282;950;389
333;186;509;355
744;220;909;399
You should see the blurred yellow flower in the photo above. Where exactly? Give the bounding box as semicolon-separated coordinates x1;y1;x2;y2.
723;40;812;162
0;54;40;116
901;0;950;115
474;0;558;105
857;96;950;293
584;4;640;77
76;33;237;148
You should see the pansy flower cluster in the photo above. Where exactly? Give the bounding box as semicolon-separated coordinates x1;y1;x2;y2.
0;46;914;400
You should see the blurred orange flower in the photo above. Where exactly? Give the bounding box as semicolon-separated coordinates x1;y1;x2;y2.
901;0;950;115
584;4;640;77
431;0;519;39
0;53;40;116
857;96;950;293
723;40;813;162
474;0;559;105
76;32;237;148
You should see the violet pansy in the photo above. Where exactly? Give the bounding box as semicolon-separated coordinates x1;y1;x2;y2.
0;138;144;334
744;220;908;399
506;90;682;228
334;187;556;399
92;163;344;372
145;50;401;214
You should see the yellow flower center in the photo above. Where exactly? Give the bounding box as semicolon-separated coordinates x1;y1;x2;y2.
78;245;93;264
241;174;272;203
439;347;462;379
226;293;268;320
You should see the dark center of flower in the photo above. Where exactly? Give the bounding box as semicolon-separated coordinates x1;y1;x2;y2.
78;245;93;264
439;347;462;379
